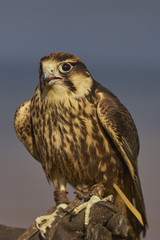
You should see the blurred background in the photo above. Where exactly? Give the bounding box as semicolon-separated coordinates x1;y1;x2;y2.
0;0;159;239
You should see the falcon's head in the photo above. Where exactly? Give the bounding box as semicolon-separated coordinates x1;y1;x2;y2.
39;52;93;100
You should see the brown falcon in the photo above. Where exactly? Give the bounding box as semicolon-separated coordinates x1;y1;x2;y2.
14;52;147;239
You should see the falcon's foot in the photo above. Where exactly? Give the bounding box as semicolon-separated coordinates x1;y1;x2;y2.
35;203;68;238
73;194;113;226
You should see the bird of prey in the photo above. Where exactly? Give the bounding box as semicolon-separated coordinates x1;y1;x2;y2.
14;52;147;239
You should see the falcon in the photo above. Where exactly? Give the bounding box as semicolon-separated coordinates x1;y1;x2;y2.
14;52;147;239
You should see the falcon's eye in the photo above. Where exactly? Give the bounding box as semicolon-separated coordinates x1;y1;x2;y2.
59;63;73;73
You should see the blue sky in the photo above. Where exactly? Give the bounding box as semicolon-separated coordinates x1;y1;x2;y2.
0;1;160;239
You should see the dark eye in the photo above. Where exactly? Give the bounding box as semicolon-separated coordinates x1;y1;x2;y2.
59;63;73;73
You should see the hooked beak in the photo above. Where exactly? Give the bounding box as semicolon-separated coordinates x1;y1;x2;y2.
43;72;62;86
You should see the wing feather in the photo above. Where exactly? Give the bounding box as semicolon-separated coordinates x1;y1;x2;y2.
14;101;40;162
95;87;147;233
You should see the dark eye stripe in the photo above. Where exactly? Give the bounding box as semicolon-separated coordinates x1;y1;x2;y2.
64;80;76;92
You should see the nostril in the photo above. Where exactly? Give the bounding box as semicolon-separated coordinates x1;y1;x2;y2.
50;69;53;73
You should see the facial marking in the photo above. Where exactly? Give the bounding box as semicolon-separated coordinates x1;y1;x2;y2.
39;53;93;101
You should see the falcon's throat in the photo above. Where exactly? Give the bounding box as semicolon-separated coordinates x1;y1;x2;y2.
40;73;93;105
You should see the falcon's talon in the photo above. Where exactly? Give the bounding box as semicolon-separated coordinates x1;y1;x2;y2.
35;220;42;230
35;203;68;237
102;194;114;203
40;230;46;239
72;194;115;226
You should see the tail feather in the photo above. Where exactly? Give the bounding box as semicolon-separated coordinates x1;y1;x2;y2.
113;183;144;226
133;175;148;236
113;173;148;237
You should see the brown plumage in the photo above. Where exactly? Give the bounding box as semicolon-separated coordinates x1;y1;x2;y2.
14;52;147;239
